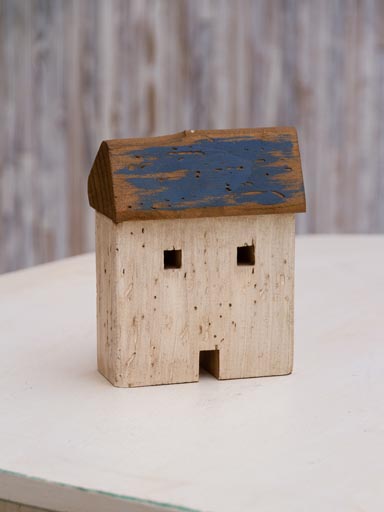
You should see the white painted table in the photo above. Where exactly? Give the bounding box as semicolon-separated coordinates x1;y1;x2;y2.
0;236;383;512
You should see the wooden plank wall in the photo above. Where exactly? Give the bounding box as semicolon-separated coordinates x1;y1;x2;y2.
1;0;383;273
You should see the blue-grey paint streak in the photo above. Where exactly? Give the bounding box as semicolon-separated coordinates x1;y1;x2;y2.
116;136;301;210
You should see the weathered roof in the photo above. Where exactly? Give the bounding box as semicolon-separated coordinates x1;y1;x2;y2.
88;127;306;223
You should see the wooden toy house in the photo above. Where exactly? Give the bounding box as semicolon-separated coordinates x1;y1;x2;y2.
88;128;306;387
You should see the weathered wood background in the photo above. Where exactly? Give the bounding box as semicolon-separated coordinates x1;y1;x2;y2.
1;0;383;273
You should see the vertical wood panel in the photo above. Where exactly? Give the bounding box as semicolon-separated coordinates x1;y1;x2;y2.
376;0;384;232
33;0;69;261
1;0;384;273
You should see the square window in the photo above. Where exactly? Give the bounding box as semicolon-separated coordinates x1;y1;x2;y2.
237;244;255;266
164;249;182;269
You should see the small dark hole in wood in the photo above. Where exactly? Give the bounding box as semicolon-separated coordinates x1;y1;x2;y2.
164;249;182;269
237;244;255;266
257;158;266;162
265;173;269;176
200;349;220;379
172;147;178;150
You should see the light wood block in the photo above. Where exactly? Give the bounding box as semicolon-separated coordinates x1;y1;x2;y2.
96;212;295;387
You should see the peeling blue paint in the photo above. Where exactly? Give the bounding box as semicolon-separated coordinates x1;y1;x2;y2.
115;135;302;211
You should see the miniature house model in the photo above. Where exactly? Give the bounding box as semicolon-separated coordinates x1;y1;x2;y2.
88;128;306;387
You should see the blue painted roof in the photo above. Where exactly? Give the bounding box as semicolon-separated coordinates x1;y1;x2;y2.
88;128;305;222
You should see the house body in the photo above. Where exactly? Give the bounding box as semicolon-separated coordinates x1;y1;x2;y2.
88;128;306;387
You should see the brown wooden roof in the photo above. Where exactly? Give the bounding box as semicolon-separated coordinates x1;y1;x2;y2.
88;127;306;223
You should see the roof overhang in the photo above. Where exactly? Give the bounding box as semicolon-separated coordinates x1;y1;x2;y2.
88;127;306;223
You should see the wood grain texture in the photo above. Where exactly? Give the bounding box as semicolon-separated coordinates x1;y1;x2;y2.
96;211;294;387
1;0;384;272
89;127;305;222
0;500;52;512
